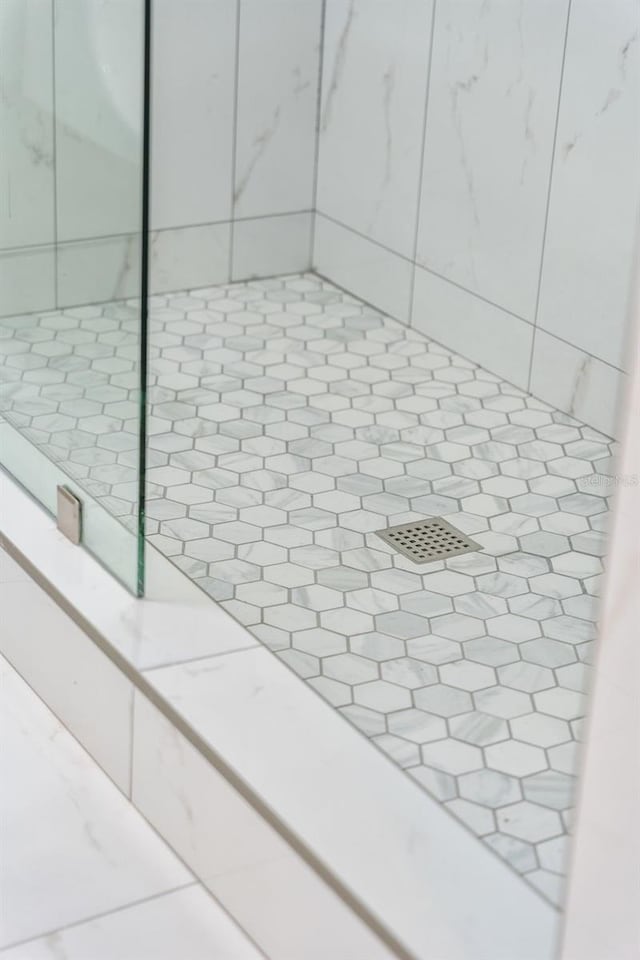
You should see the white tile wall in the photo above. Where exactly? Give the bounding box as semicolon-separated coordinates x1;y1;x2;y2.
150;0;236;231
416;0;568;321
529;329;626;440
234;0;321;220
0;0;55;250
0;574;134;792
54;0;144;242
2;0;322;311
313;0;637;437
2;0;636;438
150;223;231;294
313;214;414;323
536;0;640;371
57;235;141;307
0;246;55;317
412;265;534;389
316;0;433;259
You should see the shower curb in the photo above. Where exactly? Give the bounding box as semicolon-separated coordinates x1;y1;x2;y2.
0;467;558;960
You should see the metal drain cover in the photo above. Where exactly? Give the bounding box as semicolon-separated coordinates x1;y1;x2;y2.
376;518;481;564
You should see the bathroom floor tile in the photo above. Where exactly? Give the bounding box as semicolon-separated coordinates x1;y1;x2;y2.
0;273;615;905
0;653;261;956
0;886;260;960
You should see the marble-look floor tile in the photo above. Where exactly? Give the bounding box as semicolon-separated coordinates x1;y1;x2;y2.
0;655;192;948
0;886;261;960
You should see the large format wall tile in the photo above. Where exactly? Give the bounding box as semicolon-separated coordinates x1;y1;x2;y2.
57;235;141;307
536;0;640;371
232;212;313;280
0;0;55;250
0;247;55;316
234;0;322;219
416;0;569;320
149;223;231;294
314;214;414;322
412;265;534;389
530;329;626;439
151;0;236;231
317;0;433;259
54;0;144;241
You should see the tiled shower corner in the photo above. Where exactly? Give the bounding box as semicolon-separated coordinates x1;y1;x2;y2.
0;273;615;906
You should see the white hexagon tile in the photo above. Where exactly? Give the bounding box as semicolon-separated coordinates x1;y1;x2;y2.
0;273;616;906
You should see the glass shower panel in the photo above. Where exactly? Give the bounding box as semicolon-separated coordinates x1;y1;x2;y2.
0;0;149;594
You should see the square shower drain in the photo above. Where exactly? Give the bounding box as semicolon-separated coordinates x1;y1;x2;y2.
375;518;481;564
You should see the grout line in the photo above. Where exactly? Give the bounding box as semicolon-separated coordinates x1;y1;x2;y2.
229;0;242;283
527;0;573;393
407;0;438;327
0;210;316;258
143;643;260;674
0;882;199;955
317;210;532;323
309;0;328;269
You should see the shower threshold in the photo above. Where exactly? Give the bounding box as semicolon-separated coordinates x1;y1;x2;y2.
0;272;614;911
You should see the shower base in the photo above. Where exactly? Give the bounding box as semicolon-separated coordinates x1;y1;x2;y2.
0;273;614;907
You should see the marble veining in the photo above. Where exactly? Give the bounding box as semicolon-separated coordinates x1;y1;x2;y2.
234;0;322;219
416;0;569;320
317;0;433;259
536;0;640;370
0;273;616;906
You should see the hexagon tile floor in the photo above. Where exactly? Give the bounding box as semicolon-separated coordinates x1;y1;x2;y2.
0;273;617;907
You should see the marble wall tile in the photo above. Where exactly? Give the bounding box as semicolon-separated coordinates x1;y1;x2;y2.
416;0;569;320
149;223;231;295
1;887;262;960
234;0;322;220
0;246;56;316
412;265;534;389
0;0;55;250
57;235;141;307
530;329;625;439
0;575;133;793
316;0;433;259
537;0;640;370
54;0;144;241
313;214;414;323
232;212;312;281
150;0;236;230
